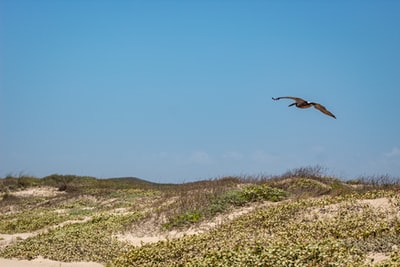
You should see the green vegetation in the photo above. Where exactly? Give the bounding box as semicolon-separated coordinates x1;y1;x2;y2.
112;191;400;266
0;213;142;262
162;184;287;229
0;210;76;234
0;167;399;266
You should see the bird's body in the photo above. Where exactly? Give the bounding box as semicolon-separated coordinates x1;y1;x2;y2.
272;96;336;119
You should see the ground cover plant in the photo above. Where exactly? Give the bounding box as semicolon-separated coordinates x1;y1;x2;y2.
112;190;400;266
0;167;399;266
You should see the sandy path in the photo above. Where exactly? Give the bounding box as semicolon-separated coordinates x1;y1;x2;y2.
0;257;103;267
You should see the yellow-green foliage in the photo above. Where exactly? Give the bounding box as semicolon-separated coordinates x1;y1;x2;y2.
0;210;75;234
241;184;287;202
112;190;400;267
163;210;203;229
162;184;287;229
0;212;142;262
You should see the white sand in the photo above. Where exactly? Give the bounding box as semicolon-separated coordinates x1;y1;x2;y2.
0;257;103;267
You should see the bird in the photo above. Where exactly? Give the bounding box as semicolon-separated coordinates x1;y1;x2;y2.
272;96;336;119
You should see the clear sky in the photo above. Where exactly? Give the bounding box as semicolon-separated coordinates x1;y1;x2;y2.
1;1;400;183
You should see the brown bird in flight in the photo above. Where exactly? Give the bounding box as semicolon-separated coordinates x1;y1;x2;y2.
272;96;336;119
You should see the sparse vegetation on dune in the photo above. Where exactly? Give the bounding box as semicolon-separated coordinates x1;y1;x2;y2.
0;167;399;266
113;191;400;267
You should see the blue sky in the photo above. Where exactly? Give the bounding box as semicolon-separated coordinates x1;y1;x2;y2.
1;1;400;182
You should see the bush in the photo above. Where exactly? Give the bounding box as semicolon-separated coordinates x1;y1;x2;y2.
2;177;19;191
162;210;203;229
241;184;287;202
17;176;40;188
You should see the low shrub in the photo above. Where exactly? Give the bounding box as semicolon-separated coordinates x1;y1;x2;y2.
162;210;203;229
241;184;287;202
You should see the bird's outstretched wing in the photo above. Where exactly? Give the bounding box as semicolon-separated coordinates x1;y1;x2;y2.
272;96;306;103
311;103;336;119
